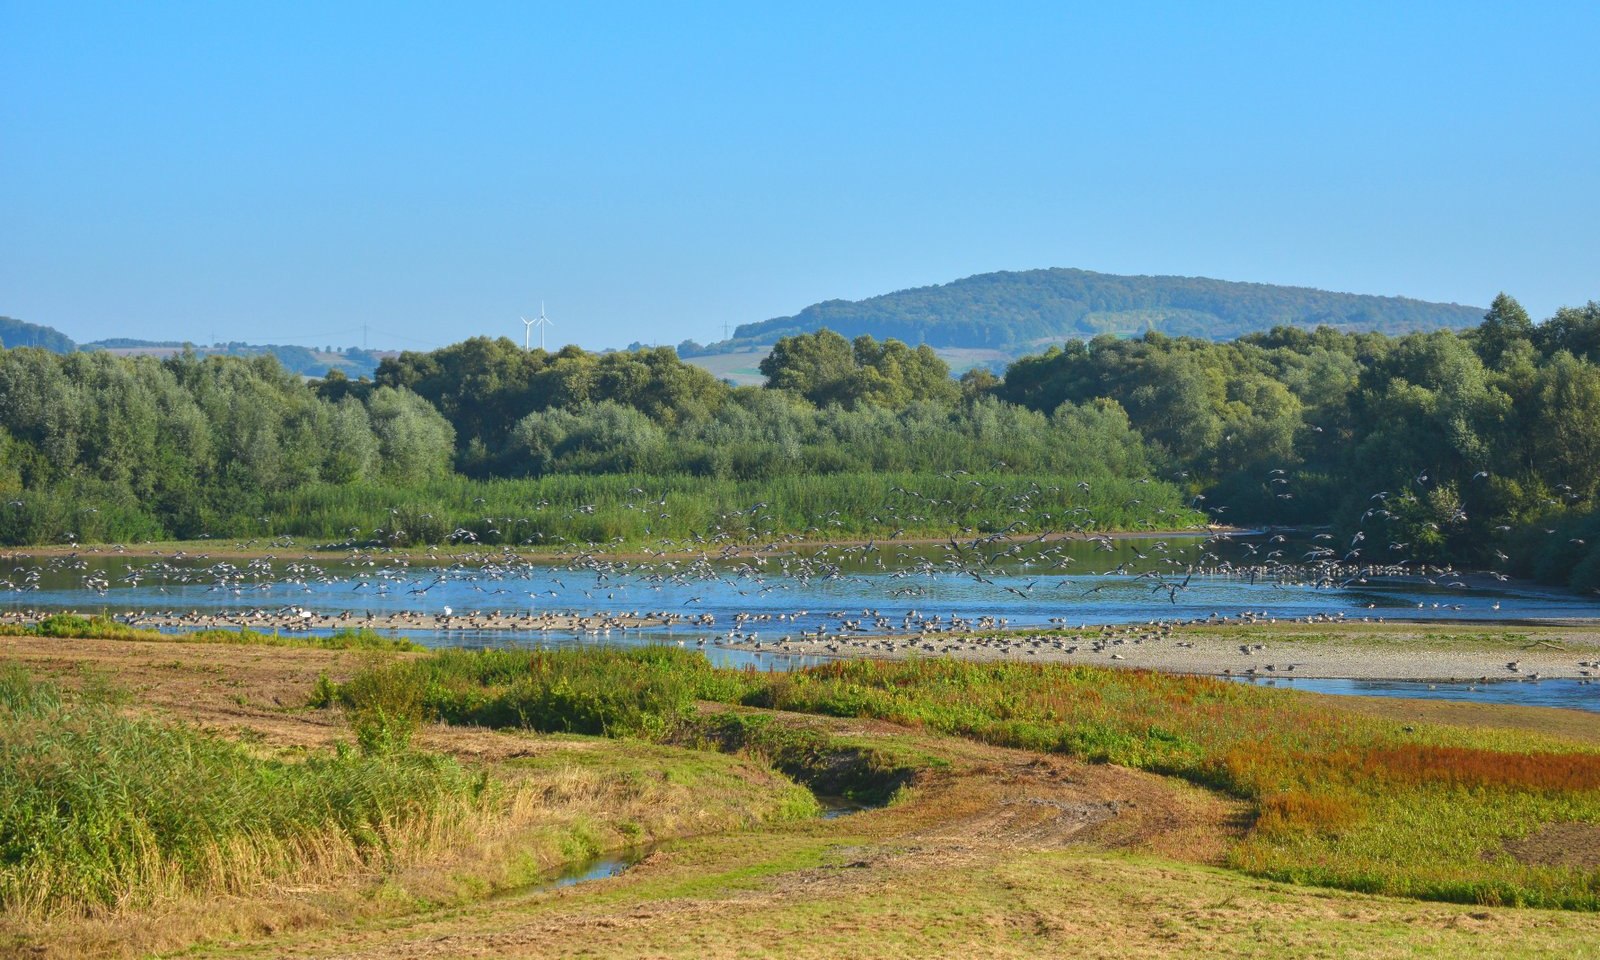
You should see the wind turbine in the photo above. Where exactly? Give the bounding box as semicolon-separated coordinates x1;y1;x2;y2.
531;302;553;351
520;313;537;350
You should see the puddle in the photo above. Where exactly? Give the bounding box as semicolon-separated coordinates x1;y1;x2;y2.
535;847;650;892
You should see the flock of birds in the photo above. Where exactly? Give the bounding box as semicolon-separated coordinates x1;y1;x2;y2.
3;467;1597;687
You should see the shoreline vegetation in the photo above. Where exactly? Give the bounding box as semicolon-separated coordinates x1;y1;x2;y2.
4;298;1600;593
3;628;1600;958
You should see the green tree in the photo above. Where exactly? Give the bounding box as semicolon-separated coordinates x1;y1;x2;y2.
760;329;858;406
366;387;456;483
1472;293;1533;368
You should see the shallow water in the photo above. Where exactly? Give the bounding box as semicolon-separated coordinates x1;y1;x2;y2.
9;535;1600;710
1233;676;1600;713
13;536;1597;631
532;849;648;893
530;795;866;894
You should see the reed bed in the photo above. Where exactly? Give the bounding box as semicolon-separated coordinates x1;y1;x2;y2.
3;471;1202;548
259;471;1199;547
0;666;479;918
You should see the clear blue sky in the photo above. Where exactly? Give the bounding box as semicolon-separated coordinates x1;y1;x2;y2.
3;1;1597;351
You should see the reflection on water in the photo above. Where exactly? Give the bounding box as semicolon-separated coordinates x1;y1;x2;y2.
535;849;648;892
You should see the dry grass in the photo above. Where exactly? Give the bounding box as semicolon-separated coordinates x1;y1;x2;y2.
189;712;1600;960
0;663;817;960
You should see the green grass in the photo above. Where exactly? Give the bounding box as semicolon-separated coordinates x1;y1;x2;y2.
328;646;1600;911
761;658;1600;909
0;613;423;651
0;666;479;917
325;646;754;739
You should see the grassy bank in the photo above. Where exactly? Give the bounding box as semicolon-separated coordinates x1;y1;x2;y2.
327;646;1600;910
0;612;422;651
9;628;1600;958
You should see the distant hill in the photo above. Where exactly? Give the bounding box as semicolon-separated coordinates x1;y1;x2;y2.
719;268;1486;352
0;317;75;352
82;340;386;378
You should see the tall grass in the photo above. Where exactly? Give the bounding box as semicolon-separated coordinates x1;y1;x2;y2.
330;647;1600;910
3;470;1204;548
327;647;915;803
262;471;1200;548
0;667;480;918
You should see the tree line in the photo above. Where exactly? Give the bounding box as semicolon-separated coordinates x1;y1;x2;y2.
1;295;1598;589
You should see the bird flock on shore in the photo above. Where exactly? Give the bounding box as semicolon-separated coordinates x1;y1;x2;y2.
3;466;1598;686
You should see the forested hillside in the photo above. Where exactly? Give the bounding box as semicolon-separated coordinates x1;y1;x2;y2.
0;317;75;353
2;294;1599;591
720;268;1484;351
0;318;383;377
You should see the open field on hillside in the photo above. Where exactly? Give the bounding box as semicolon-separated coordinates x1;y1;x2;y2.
683;344;1017;383
681;348;771;386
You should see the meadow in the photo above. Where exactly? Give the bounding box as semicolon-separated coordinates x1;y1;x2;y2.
6;627;1600;958
329;647;1600;909
0;642;822;958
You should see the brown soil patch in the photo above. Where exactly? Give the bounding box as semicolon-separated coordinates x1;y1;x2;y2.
1502;822;1600;868
0;635;567;762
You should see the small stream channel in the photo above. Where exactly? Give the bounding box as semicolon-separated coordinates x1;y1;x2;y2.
535;849;651;892
531;792;874;893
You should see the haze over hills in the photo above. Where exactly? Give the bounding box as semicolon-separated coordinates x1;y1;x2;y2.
7;267;1488;384
0;319;388;378
0;316;75;353
692;268;1486;356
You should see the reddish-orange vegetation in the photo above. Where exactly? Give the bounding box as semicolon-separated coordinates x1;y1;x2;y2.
1354;744;1600;792
1254;788;1362;837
